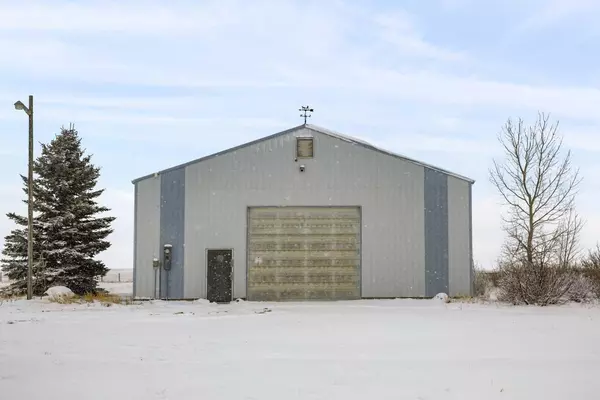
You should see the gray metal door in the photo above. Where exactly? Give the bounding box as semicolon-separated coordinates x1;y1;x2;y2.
207;249;233;303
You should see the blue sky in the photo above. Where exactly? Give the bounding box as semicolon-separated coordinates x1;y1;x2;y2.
1;0;599;270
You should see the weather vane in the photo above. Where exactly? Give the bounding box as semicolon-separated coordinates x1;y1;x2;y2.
299;105;314;124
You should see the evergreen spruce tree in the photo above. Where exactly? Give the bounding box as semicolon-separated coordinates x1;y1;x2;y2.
1;125;115;295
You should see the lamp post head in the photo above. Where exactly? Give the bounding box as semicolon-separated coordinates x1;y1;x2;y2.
14;101;25;110
14;100;30;115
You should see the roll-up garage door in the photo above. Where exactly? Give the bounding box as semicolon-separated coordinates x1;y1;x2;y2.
247;206;361;301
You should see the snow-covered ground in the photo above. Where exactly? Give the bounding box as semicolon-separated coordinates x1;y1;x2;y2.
1;299;600;399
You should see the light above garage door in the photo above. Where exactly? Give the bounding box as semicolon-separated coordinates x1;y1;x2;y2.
247;206;361;301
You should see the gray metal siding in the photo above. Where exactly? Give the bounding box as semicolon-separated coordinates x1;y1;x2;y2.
183;128;426;299
133;176;161;298
447;176;472;296
160;168;186;299
424;168;449;297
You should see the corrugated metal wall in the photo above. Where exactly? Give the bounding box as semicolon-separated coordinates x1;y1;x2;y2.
159;168;186;299
134;126;472;299
133;176;161;298
181;128;426;299
424;168;449;297
447;176;472;296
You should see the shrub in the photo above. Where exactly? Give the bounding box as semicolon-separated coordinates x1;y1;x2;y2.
47;291;132;306
497;261;577;306
82;292;130;306
472;266;501;299
566;272;595;303
581;244;600;298
473;267;496;298
473;267;487;297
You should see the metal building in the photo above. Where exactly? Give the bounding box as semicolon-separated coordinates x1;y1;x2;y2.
132;124;475;301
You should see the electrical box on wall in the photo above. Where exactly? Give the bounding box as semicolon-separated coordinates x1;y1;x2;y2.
163;244;173;271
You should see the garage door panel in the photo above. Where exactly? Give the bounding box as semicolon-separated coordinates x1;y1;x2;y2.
248;206;361;301
249;267;360;283
249;229;358;236
249;231;359;239
250;250;359;258
249;258;359;273
251;208;359;218
249;226;359;235
249;288;359;302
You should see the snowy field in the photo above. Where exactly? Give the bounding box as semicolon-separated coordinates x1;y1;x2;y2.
0;281;133;296
100;268;133;282
0;281;133;295
1;299;600;399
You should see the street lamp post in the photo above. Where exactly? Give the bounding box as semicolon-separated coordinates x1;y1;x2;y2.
14;95;34;300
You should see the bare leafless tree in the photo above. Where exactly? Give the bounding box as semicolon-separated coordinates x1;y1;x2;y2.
490;112;583;305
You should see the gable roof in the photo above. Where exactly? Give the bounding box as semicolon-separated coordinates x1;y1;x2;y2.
132;124;475;184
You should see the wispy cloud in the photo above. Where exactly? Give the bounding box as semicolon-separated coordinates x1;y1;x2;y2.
0;1;240;35
515;0;600;33
1;1;598;123
0;0;599;270
374;11;467;62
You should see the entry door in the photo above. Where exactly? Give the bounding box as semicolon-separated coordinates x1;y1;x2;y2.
207;249;233;303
